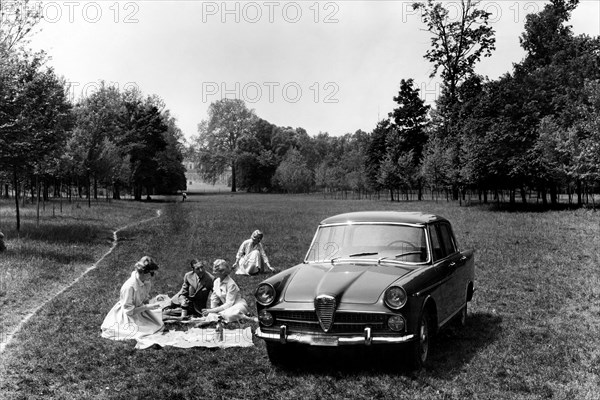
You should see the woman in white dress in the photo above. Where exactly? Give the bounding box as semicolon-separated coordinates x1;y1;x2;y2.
101;256;164;340
202;259;249;323
234;230;275;275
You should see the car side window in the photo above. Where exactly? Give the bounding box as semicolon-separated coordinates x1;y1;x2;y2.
429;225;445;261
439;223;457;256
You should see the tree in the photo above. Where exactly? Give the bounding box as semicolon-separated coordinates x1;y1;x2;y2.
388;78;430;199
519;0;580;69
121;94;171;200
197;99;256;192
0;0;42;56
272;148;312;193
0;54;72;229
413;0;495;200
71;83;123;202
365;119;393;192
413;0;495;106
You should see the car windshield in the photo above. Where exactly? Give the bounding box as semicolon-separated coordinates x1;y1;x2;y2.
305;223;429;264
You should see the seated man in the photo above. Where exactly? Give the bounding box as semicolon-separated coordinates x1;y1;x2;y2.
234;230;275;275
167;259;214;317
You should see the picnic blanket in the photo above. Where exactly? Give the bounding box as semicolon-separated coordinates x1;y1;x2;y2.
135;326;255;349
136;295;255;349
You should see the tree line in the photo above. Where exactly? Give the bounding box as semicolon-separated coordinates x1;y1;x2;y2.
192;0;600;207
0;2;186;230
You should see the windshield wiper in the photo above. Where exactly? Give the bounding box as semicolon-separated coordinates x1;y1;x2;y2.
395;251;423;258
348;252;378;257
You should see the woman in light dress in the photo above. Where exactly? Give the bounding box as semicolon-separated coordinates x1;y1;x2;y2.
202;259;249;323
101;256;164;340
234;230;275;275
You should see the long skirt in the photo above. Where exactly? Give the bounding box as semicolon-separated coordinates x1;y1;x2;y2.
235;250;263;275
101;302;164;340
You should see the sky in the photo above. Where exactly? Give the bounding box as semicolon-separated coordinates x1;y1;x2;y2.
24;0;600;141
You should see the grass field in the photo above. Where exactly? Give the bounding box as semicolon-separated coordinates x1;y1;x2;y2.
0;193;599;399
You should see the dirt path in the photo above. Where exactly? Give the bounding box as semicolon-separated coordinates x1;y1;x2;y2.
0;209;162;354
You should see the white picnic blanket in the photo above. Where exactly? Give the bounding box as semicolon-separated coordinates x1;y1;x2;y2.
135;326;255;350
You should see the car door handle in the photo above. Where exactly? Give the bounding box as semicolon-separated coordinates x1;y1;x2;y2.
449;256;467;268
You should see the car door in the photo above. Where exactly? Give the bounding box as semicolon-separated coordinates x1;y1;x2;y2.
437;223;468;322
428;223;453;323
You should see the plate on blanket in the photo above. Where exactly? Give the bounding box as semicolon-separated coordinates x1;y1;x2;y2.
150;294;171;309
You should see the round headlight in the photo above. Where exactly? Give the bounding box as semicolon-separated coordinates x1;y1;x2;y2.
384;286;407;309
388;315;406;332
255;283;276;306
258;310;274;327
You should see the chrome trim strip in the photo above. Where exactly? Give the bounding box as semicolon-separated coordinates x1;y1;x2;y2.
320;222;425;228
276;318;320;325
256;327;416;345
414;276;449;297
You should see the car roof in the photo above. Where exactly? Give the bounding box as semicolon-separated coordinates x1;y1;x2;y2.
320;211;447;226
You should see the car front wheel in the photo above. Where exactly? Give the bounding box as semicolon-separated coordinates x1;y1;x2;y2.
408;310;430;370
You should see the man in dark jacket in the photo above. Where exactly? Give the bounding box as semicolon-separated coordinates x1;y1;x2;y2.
168;259;214;317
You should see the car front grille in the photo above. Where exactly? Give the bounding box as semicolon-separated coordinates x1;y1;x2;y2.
265;311;389;334
315;295;336;332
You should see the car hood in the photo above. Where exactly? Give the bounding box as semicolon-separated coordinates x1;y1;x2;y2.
283;262;415;304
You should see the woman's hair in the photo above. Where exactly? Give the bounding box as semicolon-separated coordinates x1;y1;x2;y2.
135;256;159;274
251;230;263;240
213;258;230;273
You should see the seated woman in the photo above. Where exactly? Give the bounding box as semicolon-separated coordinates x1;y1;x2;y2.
167;259;214;317
234;230;275;275
101;256;164;340
202;259;249;323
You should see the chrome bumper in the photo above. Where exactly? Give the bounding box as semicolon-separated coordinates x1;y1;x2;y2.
255;326;416;346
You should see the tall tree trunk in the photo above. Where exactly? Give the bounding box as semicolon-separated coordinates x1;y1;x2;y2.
30;176;35;203
13;168;20;231
230;161;237;192
36;175;40;226
520;187;527;204
43;177;49;201
113;182;121;200
94;175;98;200
550;186;557;206
87;172;91;208
541;187;548;206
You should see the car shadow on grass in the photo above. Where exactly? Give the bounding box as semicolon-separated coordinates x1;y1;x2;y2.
272;312;502;376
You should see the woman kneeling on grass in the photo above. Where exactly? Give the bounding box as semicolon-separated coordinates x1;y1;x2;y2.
233;230;275;275
201;259;249;323
101;256;164;340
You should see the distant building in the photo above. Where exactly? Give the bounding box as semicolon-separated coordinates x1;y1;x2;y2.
183;158;231;191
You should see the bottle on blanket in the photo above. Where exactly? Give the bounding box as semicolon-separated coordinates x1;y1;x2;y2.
216;316;224;341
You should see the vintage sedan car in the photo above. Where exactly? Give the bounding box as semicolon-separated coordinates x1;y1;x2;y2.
254;211;475;368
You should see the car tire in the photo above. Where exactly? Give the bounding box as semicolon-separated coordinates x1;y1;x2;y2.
265;342;298;367
457;303;467;327
408;310;430;370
